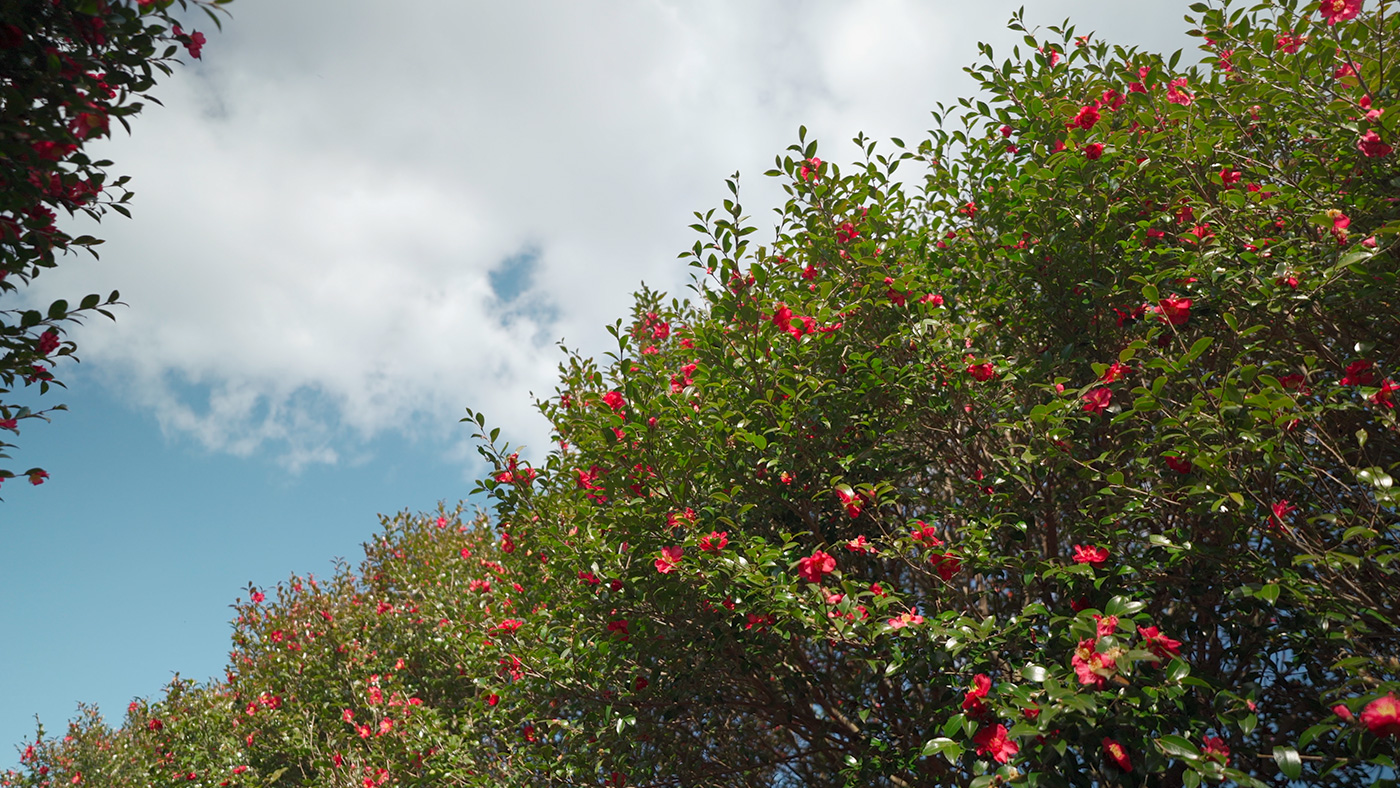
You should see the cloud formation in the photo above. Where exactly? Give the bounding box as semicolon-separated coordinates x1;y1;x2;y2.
29;0;1194;469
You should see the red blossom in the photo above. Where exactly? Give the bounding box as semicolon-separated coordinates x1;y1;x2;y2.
1361;693;1400;737
1154;296;1192;325
961;673;992;715
929;551;961;581
1166;78;1194;106
845;534;874;553
1201;736;1231;765
1358;129;1393;157
1072;104;1101;130
1138;624;1183;663
654;545;683;574
1165;454;1193;474
887;611;924;629
796;550;837;584
972;724;1019;763
1072;544;1109;567
1103;738;1132;772
699;531;728;552
1271;500;1297;529
1342;359;1376;386
1083;142;1104;160
1082;387;1112;414
966;361;995;382
1371;379;1399;408
799;157;822;181
1318;0;1363;25
1099;361;1132;383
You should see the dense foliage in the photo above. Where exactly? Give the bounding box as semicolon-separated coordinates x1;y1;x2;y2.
8;0;1400;785
0;0;227;488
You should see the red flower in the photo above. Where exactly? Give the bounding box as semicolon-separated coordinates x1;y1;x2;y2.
1138;624;1183;663
1276;33;1306;52
607;619;630;638
494;619;523;634
799;157;821;181
835;222;859;243
578;570;600;586
911;521;942;546
920;293;944;307
1201;735;1231;765
147;718;163;732
1165;454;1192;474
1166;78;1194;106
1342;359;1375;385
967;361;995;382
1081;387;1112;414
1154;296;1192;325
1103;738;1132;771
28;470;48;486
172;25;205;59
1358;129;1393;158
1271;500;1297;529
1073;640;1115;688
602;391;626;411
1072;544;1109;567
835;487;865;518
1099;361;1132;383
973;724;1019;764
654;545;683;574
1318;0;1363;25
796;550;836;584
1083;142;1104;160
36;329;60;356
1371;379;1399;408
887;611;924;629
962;673;992;715
487;693;500;706
1333;703;1354;721
845;534;874;554
1361;693;1400;737
1072;105;1101;130
699;531;728;552
929;551;961;581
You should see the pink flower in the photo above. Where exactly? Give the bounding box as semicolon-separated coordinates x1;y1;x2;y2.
1072;544;1109;567
1103;738;1132;771
845;534;874;553
1361;694;1400;737
1360;95;1384;122
1082;388;1112;414
1358;129;1393;157
250;590;265;604
920;293;944;307
36;329;60;356
1317;0;1363;25
887;611;924;629
172;25;205;59
1276;33;1306;53
1073;639;1114;688
28;470;48;486
1099;361;1132;383
799;157;822;181
1083;142;1104;160
835;222;859;243
1166;78;1194;106
973;724;1019;763
1072;105;1101;130
654;545;683;574
1333;703;1355;721
796;550;836;583
699;531;728;552
602;391;626;411
1154;296;1192;325
494;619;523;634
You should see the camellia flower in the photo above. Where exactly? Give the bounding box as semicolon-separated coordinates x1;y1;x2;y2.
602;391;626;411
654;545;683;574
1271;500;1297;530
1166;77;1194;106
1361;693;1400;737
1154;296;1192;325
845;534;875;553
699;531;728;552
1318;0;1363;25
1371;379;1399;408
1084;142;1105;160
1165;454;1192;474
887;611;924;629
929;551;961;581
799;157;821;180
1099;361;1132;383
1082;387;1112;414
28;470;48;486
1103;738;1132;771
836;487;865;518
1334;703;1355;721
796;550;836;584
1342;359;1376;386
1073;639;1115;688
1138;624;1183;663
1358;129;1393;157
1072;544;1109;567
962;673;992;716
494;619;523;634
973;724;1019;763
967;361;995;382
1201;735;1231;764
1072;104;1101;130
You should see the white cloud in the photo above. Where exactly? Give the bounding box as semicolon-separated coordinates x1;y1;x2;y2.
26;0;1195;470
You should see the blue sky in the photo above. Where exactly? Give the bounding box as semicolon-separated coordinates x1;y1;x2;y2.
1;0;1194;764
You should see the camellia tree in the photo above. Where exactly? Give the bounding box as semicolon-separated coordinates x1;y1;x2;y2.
0;0;227;490
8;0;1400;786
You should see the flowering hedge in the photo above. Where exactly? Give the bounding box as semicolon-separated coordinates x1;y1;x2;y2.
0;0;226;490
8;0;1400;786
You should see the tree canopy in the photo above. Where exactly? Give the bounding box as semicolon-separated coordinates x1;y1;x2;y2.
0;0;227;489
7;0;1400;785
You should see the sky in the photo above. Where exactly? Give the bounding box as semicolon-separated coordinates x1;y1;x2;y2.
0;0;1197;764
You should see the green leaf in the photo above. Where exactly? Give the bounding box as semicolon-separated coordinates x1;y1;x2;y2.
1156;734;1201;760
1272;745;1302;780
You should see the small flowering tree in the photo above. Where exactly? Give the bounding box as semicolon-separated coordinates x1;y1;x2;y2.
0;0;226;490
9;1;1400;786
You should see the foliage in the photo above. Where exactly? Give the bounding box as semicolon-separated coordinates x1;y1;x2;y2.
0;0;229;489
8;0;1400;785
